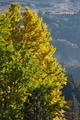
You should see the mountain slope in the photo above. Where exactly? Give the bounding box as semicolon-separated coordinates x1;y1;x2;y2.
0;0;80;14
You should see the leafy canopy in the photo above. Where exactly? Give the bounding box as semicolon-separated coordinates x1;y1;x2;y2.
0;3;70;120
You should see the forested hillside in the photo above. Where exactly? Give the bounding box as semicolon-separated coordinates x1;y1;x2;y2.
0;0;80;13
38;10;80;81
62;74;80;119
38;11;80;62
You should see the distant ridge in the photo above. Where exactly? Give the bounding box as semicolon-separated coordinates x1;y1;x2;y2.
0;0;80;14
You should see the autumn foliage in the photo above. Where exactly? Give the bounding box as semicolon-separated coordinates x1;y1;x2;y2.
0;3;69;120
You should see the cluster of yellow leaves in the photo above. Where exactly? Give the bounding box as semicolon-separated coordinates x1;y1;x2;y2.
4;3;69;119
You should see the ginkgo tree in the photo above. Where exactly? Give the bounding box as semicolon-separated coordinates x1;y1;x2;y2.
0;3;70;120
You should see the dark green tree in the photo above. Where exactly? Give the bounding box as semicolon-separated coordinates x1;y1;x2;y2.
66;94;80;120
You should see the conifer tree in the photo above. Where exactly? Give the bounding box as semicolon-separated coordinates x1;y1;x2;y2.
66;94;79;120
3;3;69;120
